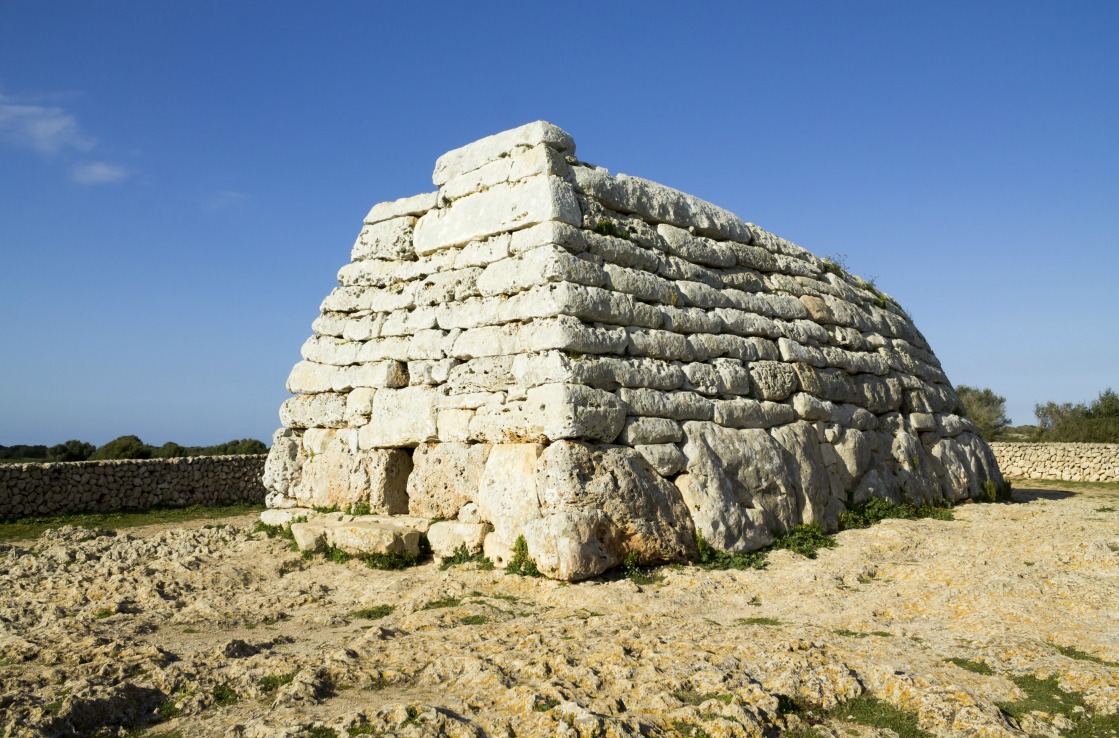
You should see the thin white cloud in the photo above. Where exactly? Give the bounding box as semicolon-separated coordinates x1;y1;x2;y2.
0;93;94;155
71;161;129;184
206;190;249;210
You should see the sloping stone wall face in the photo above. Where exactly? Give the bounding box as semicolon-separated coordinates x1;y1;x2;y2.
991;443;1119;483
0;456;267;518
263;121;1004;580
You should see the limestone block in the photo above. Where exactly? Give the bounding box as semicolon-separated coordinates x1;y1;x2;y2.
259;508;314;527
626;328;691;361
359;386;440;448
572;167;753;243
476;245;606;296
634;444;687;477
791;393;834;421
365;191;438;225
688;334;779;363
721;268;766;292
340;314;383;342
714;308;782;340
286;361;344;394
289;522;327;552
603;263;677;305
455;233;511;269
296;448;411;513
440;143;570;202
617;388;714;421
432;121;575;186
301;336;361;366
617;416;684;445
407;359;456;385
446;356;515;393
279;393;347;429
407;329;458;361
909;412;937;432
427;521;489;560
713;398;797;429
522;316;629;355
262;428;305;498
676;422;798;552
413;270;482;307
584;230;663;272
437;408;475;443
770;422;834;529
414;175;582;254
832;403;878;431
793;364;902;414
345;387;376;426
659;306;724;334
777;338;890;376
527;442;696;579
525;383;626;442
312;312;348;338
832;428;872;490
726;241;779;272
351;361;409;390
676;280;735;309
656;223;736;268
891;432;942;505
407;442;492;519
474;443;545;555
710;358;754;396
682;362;720;396
326;520;422;557
351;216;416;262
509;220;587;255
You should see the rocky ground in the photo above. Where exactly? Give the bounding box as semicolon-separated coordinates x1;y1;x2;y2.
1;481;1117;738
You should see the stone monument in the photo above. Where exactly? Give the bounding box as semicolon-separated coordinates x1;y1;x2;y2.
262;121;1003;580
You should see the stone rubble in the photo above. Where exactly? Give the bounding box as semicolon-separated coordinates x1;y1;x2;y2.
263;121;1004;580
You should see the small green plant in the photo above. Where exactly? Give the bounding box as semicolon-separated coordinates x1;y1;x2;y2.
348;502;372;516
324;544;352;564
299;726;339;738
946;657;993;674
770;523;837;559
476;556;495;571
819;253;850;279
839;497;953;530
534;696;560;712
439;543;488;570
737;617;782;626
593;219;629;240
157;699;184;720
460;614;487;625
423;597;462;610
505;535;542;577
258;670;299;693
361;551;418;570
347;721;378;735
1053;644;1119;667
91;607;113;620
980;479;1014;503
351;605;395;620
210;683;239;706
748;595;762;606
621;550;664;585
835;629;892;638
694;533;769;570
669;720;711;737
1096;506;1117;513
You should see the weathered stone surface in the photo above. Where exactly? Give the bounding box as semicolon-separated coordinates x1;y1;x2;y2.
351;216;416;262
263;428;305;503
427;520;489;560
359;387;440;448
364;191;437;225
432;121;575;186
474;443;544;563
279;393;346;429
748;361;798;401
295;448;411;513
407;442;491;519
525;442;697;580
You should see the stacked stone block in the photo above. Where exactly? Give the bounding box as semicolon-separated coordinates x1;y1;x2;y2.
991;442;1119;483
263;121;1003;580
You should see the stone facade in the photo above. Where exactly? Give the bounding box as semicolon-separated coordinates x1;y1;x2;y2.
264;121;1004;580
0;456;267;518
991;442;1119;483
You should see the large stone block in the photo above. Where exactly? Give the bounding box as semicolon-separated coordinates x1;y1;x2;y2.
432;121;575;186
359;386;440;448
406;442;491;519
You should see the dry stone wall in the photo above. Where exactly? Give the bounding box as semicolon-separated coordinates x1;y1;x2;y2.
0;456;267;518
991;442;1119;482
263;121;1004;580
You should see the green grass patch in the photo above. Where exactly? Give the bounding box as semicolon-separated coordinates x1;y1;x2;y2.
770;523;837;558
298;726;338;738
824;694;930;737
622;550;664;585
835;629;893;638
422;597;462;610
839;497;953;530
695;533;769;571
439;543;490;570
505;535;542;577
736;617;782;627
1053;644;1119;667
534;696;560;712
211;683;239;706
258;670;299;693
979;479;1015;503
360;551;419;570
593;219;629;240
91;607;114;620
351;605;395;620
946;657;994;675
1095;506;1117;513
1009;477;1119;494
0;503;265;542
460;614;487;625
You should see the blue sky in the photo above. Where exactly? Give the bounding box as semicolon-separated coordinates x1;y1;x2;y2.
1;1;1116;446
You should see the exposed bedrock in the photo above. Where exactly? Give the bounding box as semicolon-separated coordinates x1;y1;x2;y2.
263;121;1005;580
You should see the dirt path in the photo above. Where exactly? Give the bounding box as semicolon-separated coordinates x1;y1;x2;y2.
1;482;1116;737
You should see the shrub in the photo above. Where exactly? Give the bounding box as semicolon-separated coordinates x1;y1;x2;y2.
505;535;542;577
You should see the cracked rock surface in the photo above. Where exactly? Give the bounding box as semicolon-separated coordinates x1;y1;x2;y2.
1;483;1116;737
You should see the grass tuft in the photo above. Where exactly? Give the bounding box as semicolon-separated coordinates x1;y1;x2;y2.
0;503;265;543
505;535;542;577
946;657;993;675
350;605;395;620
839;498;953;530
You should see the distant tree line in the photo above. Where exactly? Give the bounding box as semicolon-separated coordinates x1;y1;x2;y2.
0;436;267;462
957;386;1119;443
